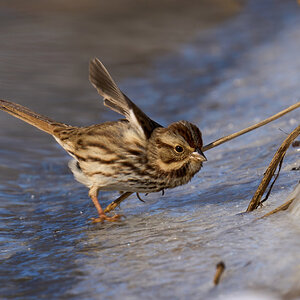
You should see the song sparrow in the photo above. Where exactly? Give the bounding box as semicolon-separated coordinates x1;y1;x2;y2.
0;58;207;222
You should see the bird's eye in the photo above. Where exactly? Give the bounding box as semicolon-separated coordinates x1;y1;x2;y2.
175;145;183;153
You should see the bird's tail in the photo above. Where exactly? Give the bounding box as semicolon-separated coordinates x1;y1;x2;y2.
0;99;68;135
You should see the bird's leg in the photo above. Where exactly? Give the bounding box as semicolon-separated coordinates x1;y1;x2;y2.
89;187;121;223
136;193;145;203
104;192;133;213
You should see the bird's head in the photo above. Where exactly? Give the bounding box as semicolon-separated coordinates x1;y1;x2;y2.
148;121;206;175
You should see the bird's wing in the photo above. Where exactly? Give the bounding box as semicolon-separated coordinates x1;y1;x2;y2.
89;58;161;138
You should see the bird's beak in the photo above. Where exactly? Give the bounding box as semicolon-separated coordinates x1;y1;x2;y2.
192;148;207;162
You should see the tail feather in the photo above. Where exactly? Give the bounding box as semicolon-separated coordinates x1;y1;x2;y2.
0;99;67;135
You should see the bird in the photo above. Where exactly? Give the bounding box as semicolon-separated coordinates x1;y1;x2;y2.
0;58;207;222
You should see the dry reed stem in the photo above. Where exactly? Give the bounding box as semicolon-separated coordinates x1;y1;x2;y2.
202;102;300;152
213;261;226;285
246;125;300;212
259;197;295;219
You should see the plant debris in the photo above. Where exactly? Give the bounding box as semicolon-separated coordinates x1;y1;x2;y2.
202;102;300;152
213;261;226;285
246;125;300;212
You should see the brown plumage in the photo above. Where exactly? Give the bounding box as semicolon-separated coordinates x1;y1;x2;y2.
0;58;207;222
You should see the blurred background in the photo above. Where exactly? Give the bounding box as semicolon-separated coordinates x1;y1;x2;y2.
0;0;300;299
0;0;241;124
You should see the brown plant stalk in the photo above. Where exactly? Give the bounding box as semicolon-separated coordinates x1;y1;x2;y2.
246;125;300;212
202;102;300;152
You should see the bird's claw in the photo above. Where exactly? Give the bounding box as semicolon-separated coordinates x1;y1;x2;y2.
90;214;123;223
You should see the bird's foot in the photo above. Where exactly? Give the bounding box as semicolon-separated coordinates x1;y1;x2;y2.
90;213;122;223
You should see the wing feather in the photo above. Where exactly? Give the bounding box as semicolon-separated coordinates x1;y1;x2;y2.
89;58;161;138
